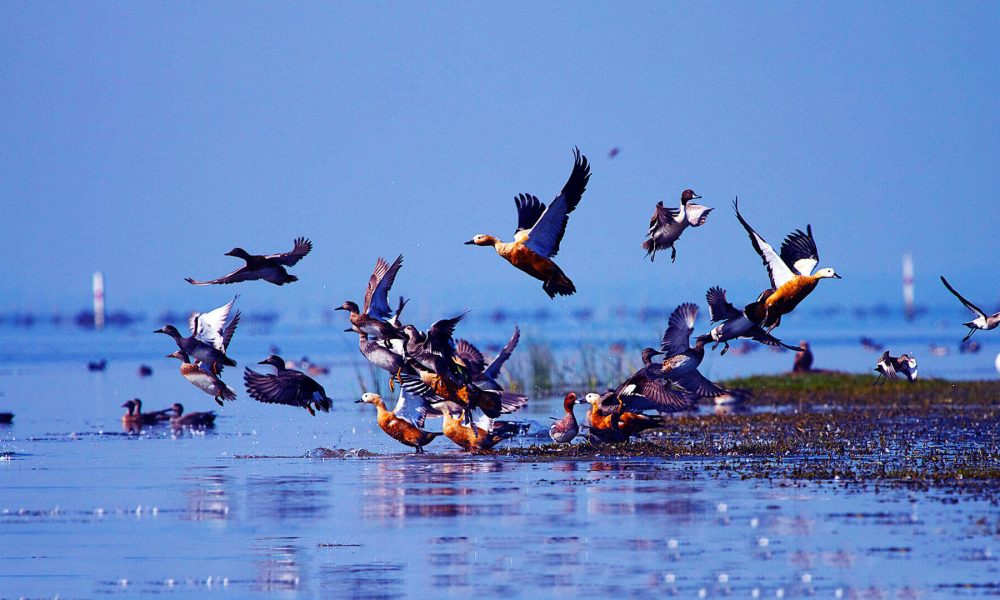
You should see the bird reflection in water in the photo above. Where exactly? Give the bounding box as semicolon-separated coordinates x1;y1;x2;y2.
362;459;524;520
253;536;302;592
181;467;231;521
246;474;332;521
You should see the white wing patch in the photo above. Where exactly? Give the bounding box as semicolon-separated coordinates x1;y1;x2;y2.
189;297;237;351
684;203;713;227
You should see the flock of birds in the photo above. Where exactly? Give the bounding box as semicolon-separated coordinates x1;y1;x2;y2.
115;147;995;451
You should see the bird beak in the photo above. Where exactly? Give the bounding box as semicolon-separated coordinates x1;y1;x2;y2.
334;306;346;311
354;399;364;404
692;194;702;199
463;239;476;245
258;359;269;365
343;328;354;332
153;328;166;334
834;274;843;279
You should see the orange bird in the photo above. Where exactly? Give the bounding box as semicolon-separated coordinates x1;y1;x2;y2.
581;392;669;444
466;148;591;298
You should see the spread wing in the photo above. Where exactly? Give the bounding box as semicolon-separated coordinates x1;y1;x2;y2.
426;312;468;354
747;326;798;350
878;352;898;379
185;267;257;286
454;339;486;374
685;203;713;227
733;198;795;289
596;391;624;416
265;237;312;267
940;276;986;318
188;296;238;351
363;254;404;320
483;325;520;381
524;148;591;258
780;227;819;276
513;194;546;236
399;371;445;403
221;310;241;351
705;287;742;322
671;370;725;398
661;303;698;355
648;201;681;233
244;369;305;408
391;387;431;428
619;380;696;413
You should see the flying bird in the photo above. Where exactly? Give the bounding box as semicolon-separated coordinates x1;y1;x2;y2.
940;276;999;342
185;237;312;286
166;351;237;406
734;198;841;331
336;255;405;341
155;297;240;374
660;303;725;398
466;148;591;298
244;355;332;415
699;286;797;355
874;351;918;384
642;189;713;262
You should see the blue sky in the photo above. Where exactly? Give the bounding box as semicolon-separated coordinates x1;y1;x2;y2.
2;2;998;316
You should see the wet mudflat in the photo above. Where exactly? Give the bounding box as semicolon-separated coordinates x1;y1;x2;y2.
1;328;999;598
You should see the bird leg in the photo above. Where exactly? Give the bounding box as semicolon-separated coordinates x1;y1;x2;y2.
214;397;224;407
721;342;730;356
388;376;395;393
306;404;316;416
670;246;677;263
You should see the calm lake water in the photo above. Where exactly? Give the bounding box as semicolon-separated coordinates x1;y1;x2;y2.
1;311;998;598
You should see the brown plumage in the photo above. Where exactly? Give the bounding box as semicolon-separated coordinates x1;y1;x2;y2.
465;148;590;298
581;392;667;443
441;411;520;452
356;392;440;454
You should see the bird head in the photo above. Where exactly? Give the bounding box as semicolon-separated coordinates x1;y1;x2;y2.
464;234;496;246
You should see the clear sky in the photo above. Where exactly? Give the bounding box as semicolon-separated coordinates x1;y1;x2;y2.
2;2;998;317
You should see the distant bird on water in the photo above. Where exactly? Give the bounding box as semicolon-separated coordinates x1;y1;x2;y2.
185;237;312;286
169;403;216;428
121;399;171;427
466;148;591;298
167;351;236;406
940;276;999;342
87;359;107;372
244;355;332;416
0;412;13;424
337;255;405;341
734;198;841;331
642;189;713;262
793;341;813;373
156;298;240;374
874;351;918;384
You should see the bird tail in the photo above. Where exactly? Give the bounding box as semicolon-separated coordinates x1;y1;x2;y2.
543;272;576;298
641;238;656;261
281;275;299;285
223;355;237;367
220;384;237;401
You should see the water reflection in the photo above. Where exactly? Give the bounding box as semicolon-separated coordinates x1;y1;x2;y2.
253;536;303;592
181;467;231;521
320;562;403;599
247;474;332;521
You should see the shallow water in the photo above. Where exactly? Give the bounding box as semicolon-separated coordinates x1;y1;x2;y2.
1;318;999;597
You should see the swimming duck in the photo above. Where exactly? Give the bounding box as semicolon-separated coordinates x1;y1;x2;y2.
166;351;236;406
874;351;918;384
660;303;724;398
699;286;797;355
185;237;312;286
0;412;13;424
169;403;216;428
453;326;521;391
441;410;521;452
940;276;999;342
734;198;841;331
88;359;107;372
548;392;583;443
155;297;240;374
243;355;332;415
121;399;171;426
642;189;713;262
581;391;668;444
793;341;813;373
356;391;441;454
336;255;405;341
465;148;591;298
